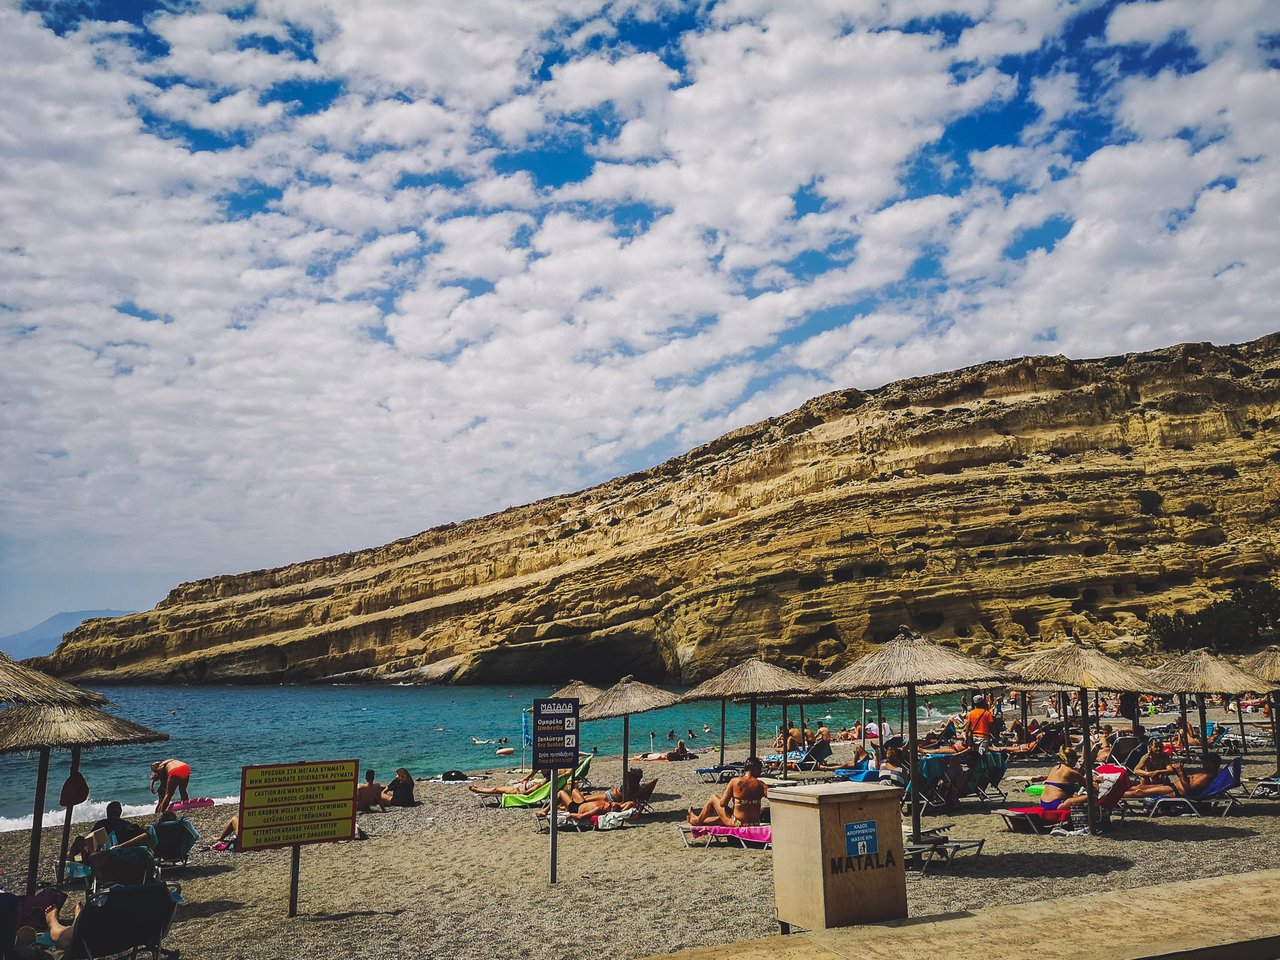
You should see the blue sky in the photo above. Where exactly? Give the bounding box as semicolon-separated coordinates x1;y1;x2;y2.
2;0;1278;634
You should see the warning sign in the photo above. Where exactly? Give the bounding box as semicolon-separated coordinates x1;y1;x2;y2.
238;759;358;853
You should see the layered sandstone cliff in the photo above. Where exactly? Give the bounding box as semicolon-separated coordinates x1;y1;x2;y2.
41;334;1280;685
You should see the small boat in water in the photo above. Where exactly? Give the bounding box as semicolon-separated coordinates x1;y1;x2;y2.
495;747;515;756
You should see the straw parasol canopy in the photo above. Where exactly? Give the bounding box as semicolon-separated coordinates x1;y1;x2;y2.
0;702;168;895
548;680;605;705
581;676;679;793
0;653;108;707
1147;648;1275;695
1007;641;1165;834
817;627;1011;844
0;703;169;754
1148;648;1276;767
1008;641;1165;693
682;659;815;761
1242;647;1280;774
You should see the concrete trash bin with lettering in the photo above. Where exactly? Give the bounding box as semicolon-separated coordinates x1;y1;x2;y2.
770;781;907;932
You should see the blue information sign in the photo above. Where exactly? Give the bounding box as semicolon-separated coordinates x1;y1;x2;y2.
845;819;879;856
532;698;580;770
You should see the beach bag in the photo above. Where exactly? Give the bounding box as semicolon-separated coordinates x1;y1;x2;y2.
58;770;89;807
441;770;467;782
594;809;632;831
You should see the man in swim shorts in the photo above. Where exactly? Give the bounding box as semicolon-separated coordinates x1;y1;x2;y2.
687;757;768;826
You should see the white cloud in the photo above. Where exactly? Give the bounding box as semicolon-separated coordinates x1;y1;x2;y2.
1;0;1278;633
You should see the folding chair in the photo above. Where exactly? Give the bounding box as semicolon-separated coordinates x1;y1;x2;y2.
62;882;182;960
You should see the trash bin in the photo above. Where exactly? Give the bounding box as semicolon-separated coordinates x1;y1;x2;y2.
770;781;907;932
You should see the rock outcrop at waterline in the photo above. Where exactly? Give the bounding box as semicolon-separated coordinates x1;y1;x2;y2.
40;334;1280;686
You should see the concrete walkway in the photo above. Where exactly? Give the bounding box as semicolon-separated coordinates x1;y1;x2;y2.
654;869;1280;960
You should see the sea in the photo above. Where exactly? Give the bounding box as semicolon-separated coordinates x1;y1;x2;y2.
0;684;965;831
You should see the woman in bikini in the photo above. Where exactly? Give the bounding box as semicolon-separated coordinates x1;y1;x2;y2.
1133;739;1174;786
687;757;767;826
150;758;191;813
1037;747;1091;810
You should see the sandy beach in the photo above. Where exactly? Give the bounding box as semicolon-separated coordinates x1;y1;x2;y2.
1;712;1277;960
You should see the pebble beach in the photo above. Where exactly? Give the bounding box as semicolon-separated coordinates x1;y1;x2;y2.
1;714;1278;960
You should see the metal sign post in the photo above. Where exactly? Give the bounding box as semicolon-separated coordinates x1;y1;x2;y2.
532;698;580;885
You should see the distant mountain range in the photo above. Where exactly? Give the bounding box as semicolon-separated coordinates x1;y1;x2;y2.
0;611;134;661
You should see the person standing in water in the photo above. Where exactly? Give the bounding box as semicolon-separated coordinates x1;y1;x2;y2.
150;758;191;813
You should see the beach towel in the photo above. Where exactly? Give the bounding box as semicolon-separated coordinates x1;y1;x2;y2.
690;824;772;845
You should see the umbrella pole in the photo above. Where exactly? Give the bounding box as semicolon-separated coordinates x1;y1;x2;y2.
57;746;81;885
1236;695;1247;756
719;698;726;768
1271;691;1280;777
621;714;630;795
907;683;921;844
27;746;50;896
860;698;866;751
1080;686;1098;835
750;697;758;759
1198;696;1210;765
1178;694;1188;752
781;704;789;780
799;705;806;743
899;697;904;736
877;699;884;743
1020;690;1028;736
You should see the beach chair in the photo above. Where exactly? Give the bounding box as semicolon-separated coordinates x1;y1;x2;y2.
148;819;201;875
62;882;182;960
88;845;159;894
677;823;772;850
902;823;985;872
960;749;1008;807
1249;775;1280;799
996;764;1132;833
695;763;743;783
498;755;592;809
634;778;659;815
1124;757;1243;818
761;749;809;774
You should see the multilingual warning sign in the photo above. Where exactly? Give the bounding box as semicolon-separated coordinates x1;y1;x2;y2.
238;759;358;853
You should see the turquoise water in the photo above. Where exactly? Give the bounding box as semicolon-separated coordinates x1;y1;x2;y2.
0;685;964;830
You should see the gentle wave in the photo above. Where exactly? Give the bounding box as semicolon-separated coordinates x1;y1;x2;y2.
0;795;239;835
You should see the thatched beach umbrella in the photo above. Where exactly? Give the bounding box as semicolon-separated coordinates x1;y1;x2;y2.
0;653;108;707
1149;649;1275;763
0;703;168;894
1009;641;1165;833
548;680;605;705
1241;647;1280;774
681;659;814;765
817;628;1011;843
580;676;679;792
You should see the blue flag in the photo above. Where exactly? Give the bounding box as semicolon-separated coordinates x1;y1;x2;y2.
521;708;532;746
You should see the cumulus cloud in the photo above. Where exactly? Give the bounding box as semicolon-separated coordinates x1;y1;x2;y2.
0;0;1277;632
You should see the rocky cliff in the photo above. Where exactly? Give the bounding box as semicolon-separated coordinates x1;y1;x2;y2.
40;334;1280;685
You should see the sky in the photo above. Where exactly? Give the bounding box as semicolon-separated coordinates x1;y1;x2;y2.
2;0;1278;635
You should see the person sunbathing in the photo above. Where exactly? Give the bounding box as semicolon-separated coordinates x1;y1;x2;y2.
687;757;767;827
541;796;636;823
469;771;549;796
820;742;876;771
1124;755;1221;799
357;769;386;811
992;731;1046;754
44;902;82;950
1133;740;1175;785
1036;747;1095;810
556;769;642;809
639;739;692;761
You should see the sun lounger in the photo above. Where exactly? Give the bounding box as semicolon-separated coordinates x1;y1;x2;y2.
1249;775;1280;799
695;763;744;783
87;845;159;894
148;819;201;875
1123;757;1243;818
487;755;592;809
62;882;182;960
677;824;772;850
998;764;1132;832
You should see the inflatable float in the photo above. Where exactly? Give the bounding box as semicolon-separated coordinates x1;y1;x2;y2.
170;798;215;811
495;747;515;756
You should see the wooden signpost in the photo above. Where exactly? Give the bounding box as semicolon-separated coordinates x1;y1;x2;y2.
238;759;359;916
